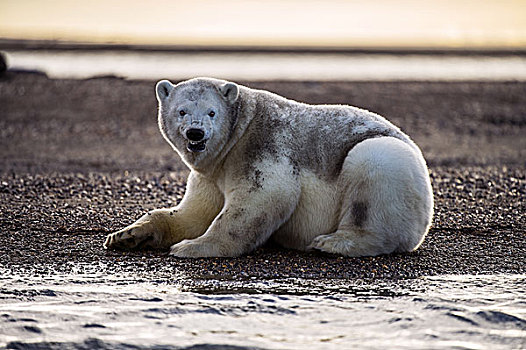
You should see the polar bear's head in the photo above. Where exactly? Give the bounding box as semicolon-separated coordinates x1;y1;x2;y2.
155;78;239;168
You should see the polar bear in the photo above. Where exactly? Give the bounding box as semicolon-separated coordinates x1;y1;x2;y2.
104;77;433;258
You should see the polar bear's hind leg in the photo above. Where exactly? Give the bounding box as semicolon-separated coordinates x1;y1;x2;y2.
309;137;433;257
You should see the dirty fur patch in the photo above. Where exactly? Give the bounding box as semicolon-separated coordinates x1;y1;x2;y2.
352;201;368;228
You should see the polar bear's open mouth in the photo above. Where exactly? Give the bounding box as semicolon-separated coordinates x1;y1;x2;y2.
187;140;207;153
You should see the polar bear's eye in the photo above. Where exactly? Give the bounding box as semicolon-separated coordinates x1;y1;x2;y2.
179;110;186;116
208;111;215;117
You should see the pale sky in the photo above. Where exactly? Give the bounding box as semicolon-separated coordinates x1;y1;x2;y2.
1;0;525;48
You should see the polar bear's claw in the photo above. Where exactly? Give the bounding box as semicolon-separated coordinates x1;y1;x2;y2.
104;228;145;250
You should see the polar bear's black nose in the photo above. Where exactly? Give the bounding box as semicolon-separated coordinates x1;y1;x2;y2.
186;128;205;141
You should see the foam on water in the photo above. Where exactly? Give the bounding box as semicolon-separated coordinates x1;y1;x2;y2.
1;271;524;349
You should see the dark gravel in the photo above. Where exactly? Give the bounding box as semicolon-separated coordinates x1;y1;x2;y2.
0;71;524;285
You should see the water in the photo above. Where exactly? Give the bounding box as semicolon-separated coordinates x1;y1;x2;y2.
1;271;525;349
4;50;526;81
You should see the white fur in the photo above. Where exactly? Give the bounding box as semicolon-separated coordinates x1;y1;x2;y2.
308;137;433;256
104;78;434;258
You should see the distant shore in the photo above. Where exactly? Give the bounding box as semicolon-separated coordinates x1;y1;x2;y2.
3;38;526;56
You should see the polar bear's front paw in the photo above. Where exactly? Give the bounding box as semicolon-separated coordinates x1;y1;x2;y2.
104;226;153;250
169;239;222;258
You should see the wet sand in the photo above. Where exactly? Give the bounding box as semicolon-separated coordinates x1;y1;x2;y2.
0;71;525;282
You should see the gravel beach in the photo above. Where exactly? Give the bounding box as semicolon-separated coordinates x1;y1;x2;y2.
0;71;525;283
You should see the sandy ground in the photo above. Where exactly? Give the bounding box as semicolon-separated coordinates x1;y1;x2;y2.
0;71;525;283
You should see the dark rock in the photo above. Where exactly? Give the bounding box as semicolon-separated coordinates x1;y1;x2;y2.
0;52;6;74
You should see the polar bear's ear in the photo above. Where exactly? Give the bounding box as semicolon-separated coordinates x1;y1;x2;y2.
156;80;174;103
219;82;239;104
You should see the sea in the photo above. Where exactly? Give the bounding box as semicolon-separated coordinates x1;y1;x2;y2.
1;270;525;349
3;50;526;82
